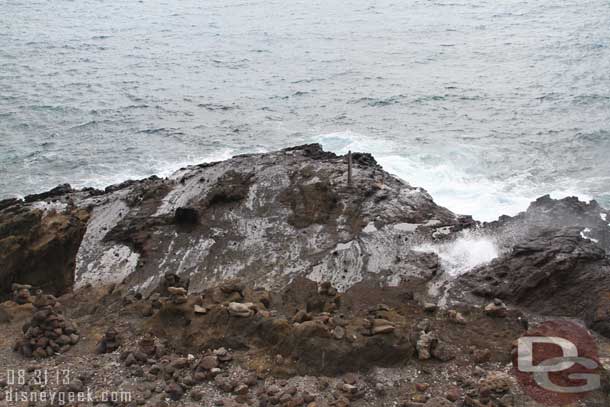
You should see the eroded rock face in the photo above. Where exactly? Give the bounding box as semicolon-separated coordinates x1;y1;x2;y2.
486;194;610;253
452;226;610;336
4;144;610;344
1;144;457;299
0;202;89;299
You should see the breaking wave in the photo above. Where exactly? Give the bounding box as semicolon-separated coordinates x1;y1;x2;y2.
412;230;501;277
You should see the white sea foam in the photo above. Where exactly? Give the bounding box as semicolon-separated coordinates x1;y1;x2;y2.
68;149;236;192
413;230;500;277
317;131;593;222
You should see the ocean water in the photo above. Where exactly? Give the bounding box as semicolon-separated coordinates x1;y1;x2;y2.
1;0;609;221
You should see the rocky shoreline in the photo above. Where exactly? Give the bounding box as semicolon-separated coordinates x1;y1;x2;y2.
1;144;610;406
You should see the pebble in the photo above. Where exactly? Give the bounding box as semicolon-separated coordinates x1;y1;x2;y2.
228;302;254;318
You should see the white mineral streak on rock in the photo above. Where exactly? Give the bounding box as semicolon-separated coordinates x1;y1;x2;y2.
155;161;230;216
177;238;215;275
394;223;420;232
31;201;68;213
362;222;377;233
580;228;599;243
432;226;453;238
154;175;207;216
75;193;137;288
135;274;157;292
308;240;365;291
72;147;459;295
245;183;259;210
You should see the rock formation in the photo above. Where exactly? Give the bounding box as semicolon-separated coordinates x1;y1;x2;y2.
1;144;610;406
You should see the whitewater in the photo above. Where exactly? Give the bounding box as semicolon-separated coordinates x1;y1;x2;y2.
2;0;609;222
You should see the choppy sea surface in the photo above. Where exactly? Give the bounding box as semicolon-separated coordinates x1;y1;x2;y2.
1;0;609;221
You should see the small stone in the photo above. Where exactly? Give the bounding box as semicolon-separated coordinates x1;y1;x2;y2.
304;392;315;403
340;383;357;394
431;340;456;362
479;372;512;395
228;302;254;318
191;389;204;401
423;397;454;407
484;302;508;318
416;331;436;360
415;383;430;392
244;372;257;387
166;382;184;401
416;319;431;332
448;310;467;324
343;373;358;385
333;326;346;339
167;287;188;296
199;355;219;370
194;304;208;314
172;357;190;369
266;384;281;395
423;302;438;313
141;304;154;317
446;386;461;402
293;310;311;323
412;394;428;403
214;347;232;362
372;324;395;335
125;353;137;367
473;348;491;364
234;384;248;395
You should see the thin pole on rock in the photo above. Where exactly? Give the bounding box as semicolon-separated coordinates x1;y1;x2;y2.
347;150;353;187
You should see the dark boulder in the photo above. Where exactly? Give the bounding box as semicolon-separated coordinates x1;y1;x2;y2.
24;184;73;203
452;227;610;336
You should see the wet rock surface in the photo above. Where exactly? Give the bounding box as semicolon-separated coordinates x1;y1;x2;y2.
451;226;610;336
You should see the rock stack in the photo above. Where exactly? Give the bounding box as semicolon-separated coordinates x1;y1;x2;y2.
158;273;189;297
484;299;508;318
415;320;436;361
193;348;233;382
121;332;163;367
13;294;80;358
362;304;396;336
214;279;245;303
12;283;33;305
95;327;121;354
167;286;188;304
317;281;341;313
228;302;256;318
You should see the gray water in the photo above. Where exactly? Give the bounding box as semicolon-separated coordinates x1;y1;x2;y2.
1;0;609;220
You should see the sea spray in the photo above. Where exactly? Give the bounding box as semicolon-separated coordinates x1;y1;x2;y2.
412;229;502;307
316;131;594;222
412;229;500;277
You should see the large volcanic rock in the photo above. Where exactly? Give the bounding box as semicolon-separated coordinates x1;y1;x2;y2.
0;144;464;298
486;194;610;253
449;195;610;336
